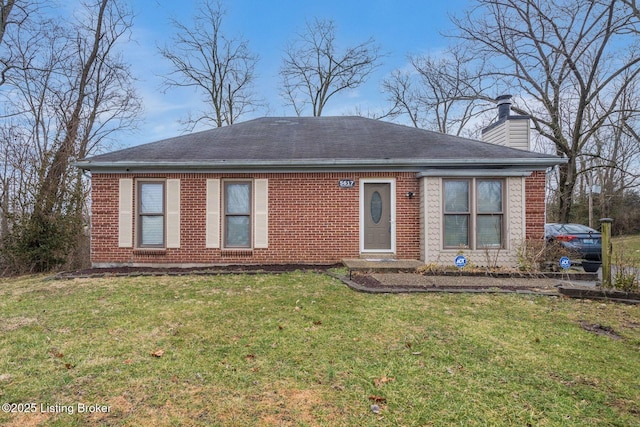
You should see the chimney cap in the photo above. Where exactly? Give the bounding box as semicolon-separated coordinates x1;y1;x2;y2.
496;94;512;104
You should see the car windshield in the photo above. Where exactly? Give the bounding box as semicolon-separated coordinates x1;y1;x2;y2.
556;224;597;234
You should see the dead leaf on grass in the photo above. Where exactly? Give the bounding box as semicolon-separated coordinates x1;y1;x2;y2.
368;395;387;404
151;349;165;358
374;376;395;387
123;358;133;364
48;348;64;358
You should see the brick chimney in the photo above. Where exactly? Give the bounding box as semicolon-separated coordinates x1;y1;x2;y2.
482;95;531;151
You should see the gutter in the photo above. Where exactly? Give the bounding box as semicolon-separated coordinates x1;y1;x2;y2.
74;157;566;173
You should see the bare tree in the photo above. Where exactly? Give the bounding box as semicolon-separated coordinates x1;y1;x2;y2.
383;46;495;136
580;76;640;218
450;0;640;223
621;0;640;22
0;0;17;86
159;0;260;129
0;0;141;272
280;18;382;116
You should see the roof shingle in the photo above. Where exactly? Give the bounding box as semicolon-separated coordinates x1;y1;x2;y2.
78;116;563;172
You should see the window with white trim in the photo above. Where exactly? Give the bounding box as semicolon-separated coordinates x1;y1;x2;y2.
224;181;252;248
476;180;503;248
443;178;504;249
444;180;470;248
137;181;165;248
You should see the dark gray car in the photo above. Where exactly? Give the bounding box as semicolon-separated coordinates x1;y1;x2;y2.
544;223;602;261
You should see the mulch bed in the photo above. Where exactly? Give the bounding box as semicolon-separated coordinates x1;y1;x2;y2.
345;273;557;294
55;264;342;279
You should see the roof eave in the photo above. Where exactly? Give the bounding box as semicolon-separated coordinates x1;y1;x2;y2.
74;157;566;173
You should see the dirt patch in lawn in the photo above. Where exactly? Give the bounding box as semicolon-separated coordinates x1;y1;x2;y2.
579;321;622;339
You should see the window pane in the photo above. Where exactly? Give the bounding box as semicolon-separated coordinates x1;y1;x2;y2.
478;181;502;213
226;183;250;214
140;183;164;214
226;216;250;247
444;215;469;247
370;191;383;224
477;215;502;247
141;216;164;245
444;181;469;212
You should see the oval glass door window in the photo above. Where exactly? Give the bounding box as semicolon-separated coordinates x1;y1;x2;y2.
370;191;383;224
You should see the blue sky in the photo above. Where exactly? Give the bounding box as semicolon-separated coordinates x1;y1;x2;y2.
121;0;471;147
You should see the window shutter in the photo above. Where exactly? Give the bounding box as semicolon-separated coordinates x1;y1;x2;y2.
206;179;220;248
118;178;133;248
166;179;181;248
254;179;268;248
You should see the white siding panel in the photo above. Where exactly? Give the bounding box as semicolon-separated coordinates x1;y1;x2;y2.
482;125;506;146
166;179;181;248
206;179;221;248
254;179;269;248
507;119;530;150
482;118;530;150
118;178;133;248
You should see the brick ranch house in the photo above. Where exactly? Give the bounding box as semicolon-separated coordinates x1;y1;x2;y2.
76;97;565;268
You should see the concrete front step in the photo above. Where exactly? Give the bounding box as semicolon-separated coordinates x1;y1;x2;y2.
342;258;423;273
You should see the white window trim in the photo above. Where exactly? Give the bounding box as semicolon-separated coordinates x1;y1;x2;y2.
136;179;166;249
206;178;269;250
359;178;396;254
222;179;253;249
442;178;505;250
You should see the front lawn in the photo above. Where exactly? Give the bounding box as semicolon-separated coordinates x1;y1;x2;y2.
1;272;639;426
613;234;640;264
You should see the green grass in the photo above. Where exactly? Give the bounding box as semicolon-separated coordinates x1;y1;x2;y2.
613;234;640;264
1;272;639;426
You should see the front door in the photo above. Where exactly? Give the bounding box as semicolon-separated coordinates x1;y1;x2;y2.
363;183;392;251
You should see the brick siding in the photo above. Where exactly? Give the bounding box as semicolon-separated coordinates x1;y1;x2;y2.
525;170;547;240
91;172;421;266
91;170;547;266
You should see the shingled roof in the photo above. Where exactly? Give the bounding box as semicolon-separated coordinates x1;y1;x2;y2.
76;116;564;172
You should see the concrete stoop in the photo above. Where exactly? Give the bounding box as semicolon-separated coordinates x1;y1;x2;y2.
342;258;423;273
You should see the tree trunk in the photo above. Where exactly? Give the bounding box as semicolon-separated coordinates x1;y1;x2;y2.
557;155;577;223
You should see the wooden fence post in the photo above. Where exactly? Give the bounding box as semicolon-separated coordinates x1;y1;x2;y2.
600;218;613;288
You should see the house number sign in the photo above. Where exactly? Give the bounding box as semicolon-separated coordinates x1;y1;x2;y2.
338;179;355;188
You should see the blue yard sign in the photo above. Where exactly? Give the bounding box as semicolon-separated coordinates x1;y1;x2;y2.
454;255;467;269
559;256;571;270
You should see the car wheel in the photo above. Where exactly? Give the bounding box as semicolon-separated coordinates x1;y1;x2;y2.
582;260;601;273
